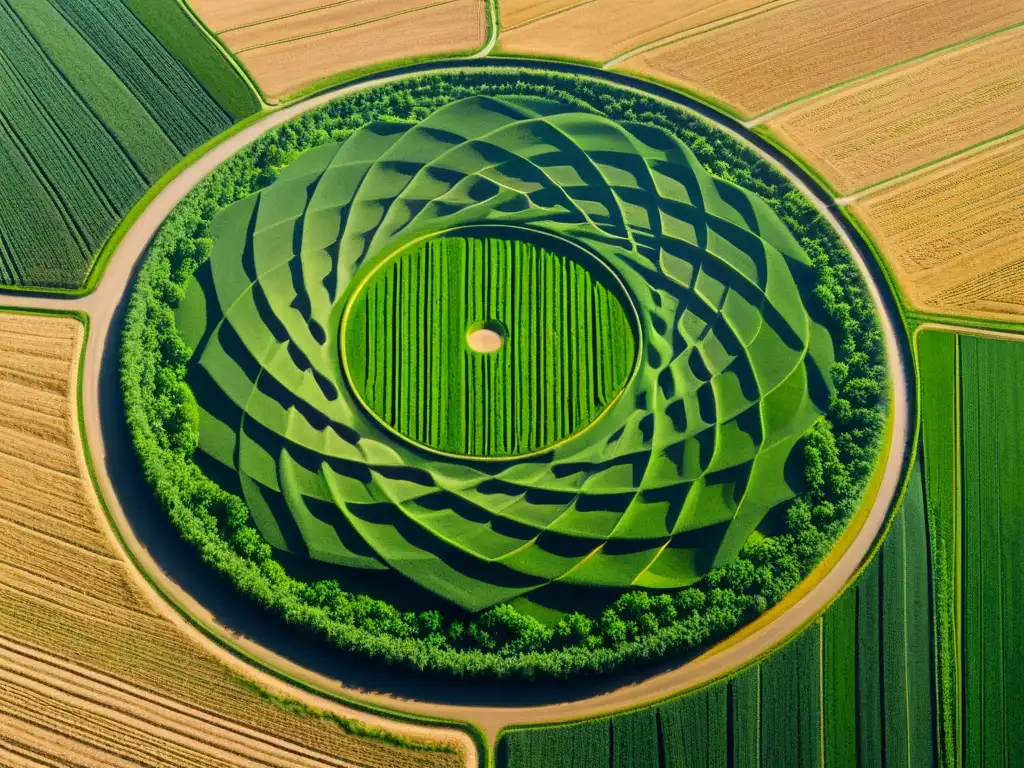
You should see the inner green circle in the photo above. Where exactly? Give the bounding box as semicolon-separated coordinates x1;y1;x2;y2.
342;228;638;458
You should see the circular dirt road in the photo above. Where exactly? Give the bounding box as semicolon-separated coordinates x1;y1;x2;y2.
0;61;913;747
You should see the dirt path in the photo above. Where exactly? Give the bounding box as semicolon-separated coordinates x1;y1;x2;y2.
0;61;912;748
916;321;1024;343
471;0;498;57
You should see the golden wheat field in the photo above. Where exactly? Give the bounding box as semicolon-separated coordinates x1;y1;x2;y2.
619;0;1024;117
192;0;335;33
499;0;772;62
220;0;451;53
194;0;485;99
0;312;462;768
850;134;1024;321
498;0;583;31
762;25;1024;194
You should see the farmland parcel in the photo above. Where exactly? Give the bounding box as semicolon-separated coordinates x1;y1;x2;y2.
0;311;462;767
498;0;773;63
763;25;1024;194
0;0;254;290
961;335;1024;767
850;133;1024;322
191;0;486;99
619;0;1024;117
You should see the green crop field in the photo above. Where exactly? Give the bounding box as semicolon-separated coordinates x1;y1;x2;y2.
961;335;1024;767
917;329;960;767
175;93;834;612
499;462;943;766
344;232;637;457
0;0;251;290
120;0;260;121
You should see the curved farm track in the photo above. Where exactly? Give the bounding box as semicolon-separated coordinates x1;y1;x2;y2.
0;61;913;747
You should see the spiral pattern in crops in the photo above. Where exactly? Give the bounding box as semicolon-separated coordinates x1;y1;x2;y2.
177;95;835;611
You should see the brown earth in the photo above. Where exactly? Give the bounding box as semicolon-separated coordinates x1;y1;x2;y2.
763;25;1024;193
0;312;466;768
620;0;1024;117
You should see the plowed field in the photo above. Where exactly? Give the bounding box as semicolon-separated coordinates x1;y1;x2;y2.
0;311;463;768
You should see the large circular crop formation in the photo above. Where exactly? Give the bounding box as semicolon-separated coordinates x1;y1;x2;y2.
127;73;887;678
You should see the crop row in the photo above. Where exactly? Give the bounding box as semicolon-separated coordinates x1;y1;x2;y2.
0;0;235;289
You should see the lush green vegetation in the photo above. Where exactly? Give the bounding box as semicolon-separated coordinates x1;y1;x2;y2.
961;335;1024;767
123;70;887;677
0;0;236;289
344;232;636;457
121;0;260;120
499;465;941;766
917;329;959;768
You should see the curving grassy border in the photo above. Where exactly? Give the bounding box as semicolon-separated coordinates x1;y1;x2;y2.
121;67;889;680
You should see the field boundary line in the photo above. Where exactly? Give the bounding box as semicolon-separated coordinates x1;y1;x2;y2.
234;0;464;53
217;0;363;34
903;491;912;765
836;125;1024;204
747;20;1024;125
818;616;824;768
501;0;596;32
172;0;268;110
604;0;804;70
953;334;963;767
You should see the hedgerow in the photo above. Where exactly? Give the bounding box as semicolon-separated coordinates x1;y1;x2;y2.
122;69;887;678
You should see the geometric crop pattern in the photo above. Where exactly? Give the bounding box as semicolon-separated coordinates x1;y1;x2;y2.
176;95;835;611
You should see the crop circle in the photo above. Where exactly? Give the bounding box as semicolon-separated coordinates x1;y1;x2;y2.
124;71;888;678
172;93;835;611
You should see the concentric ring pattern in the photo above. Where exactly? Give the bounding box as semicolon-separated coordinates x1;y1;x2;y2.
176;95;835;612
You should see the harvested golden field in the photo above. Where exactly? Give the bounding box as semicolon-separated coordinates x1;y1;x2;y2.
0;312;463;768
763;26;1024;194
204;0;484;99
850;134;1024;321
499;0;772;61
620;0;1024;117
221;0;453;53
192;0;336;33
499;0;585;30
